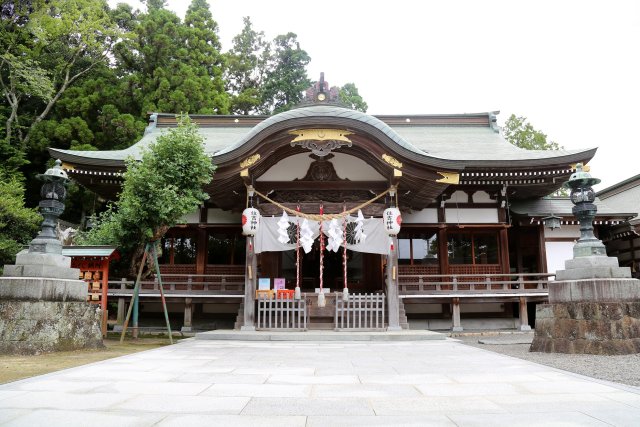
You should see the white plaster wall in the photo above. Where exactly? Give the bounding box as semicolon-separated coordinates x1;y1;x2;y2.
330;153;386;181
448;190;469;203
207;208;240;224
257;152;385;181
544;224;580;239
179;208;241;224
444;208;498;223
403;209;438;224
257;153;311;181
178;210;200;224
472;191;494;203
545;241;574;274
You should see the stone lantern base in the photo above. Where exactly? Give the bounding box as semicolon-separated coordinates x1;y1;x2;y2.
531;255;640;355
530;300;640;354
0;251;103;355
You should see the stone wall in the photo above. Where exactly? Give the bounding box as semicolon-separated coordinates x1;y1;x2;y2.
0;301;103;354
531;302;640;354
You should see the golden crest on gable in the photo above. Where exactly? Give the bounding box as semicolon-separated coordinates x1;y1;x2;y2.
240;154;260;169
289;129;353;142
382;154;403;169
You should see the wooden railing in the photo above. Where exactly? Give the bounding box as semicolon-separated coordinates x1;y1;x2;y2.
107;274;245;298
398;273;554;295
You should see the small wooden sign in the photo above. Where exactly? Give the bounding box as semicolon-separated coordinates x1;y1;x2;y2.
274;278;285;290
258;278;271;290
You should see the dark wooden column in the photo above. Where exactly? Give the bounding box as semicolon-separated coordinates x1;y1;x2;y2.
537;224;548;273
386;236;401;331
196;227;207;276
499;227;510;274
241;236;257;330
438;227;449;275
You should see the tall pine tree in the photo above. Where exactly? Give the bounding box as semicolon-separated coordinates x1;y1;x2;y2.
225;17;270;115
261;33;310;114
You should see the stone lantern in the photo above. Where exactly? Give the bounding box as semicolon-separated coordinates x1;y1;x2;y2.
564;163;607;257
0;159;102;354
28;159;69;255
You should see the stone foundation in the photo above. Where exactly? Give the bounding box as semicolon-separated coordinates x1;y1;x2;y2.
531;302;640;354
0;300;103;354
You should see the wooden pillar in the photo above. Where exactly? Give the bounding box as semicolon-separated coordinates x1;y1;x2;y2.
386;236;401;330
196;227;207;276
499;227;510;274
518;296;531;331
438;225;449;315
538;224;548;273
116;278;126;326
438;227;448;274
452;297;463;332
182;297;193;332
241;235;257;330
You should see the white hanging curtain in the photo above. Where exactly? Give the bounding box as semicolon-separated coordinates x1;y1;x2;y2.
254;216;389;255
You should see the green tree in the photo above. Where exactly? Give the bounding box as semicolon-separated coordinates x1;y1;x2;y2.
338;83;368;112
225;17;270;115
78;117;215;273
503;114;562;150
0;0;121;153
0;172;41;273
503;114;568;196
114;0;229;116
261;32;310;114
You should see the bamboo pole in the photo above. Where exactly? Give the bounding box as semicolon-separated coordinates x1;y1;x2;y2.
151;241;174;344
120;243;150;343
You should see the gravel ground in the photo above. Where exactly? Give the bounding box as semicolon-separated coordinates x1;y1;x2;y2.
454;332;640;388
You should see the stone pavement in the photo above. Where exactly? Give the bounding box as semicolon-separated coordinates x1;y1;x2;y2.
1;338;640;426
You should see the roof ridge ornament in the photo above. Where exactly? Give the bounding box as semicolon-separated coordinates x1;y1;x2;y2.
489;111;500;133
295;72;348;108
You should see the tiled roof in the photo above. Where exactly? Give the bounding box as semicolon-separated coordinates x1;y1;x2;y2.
49;106;595;167
392;126;591;161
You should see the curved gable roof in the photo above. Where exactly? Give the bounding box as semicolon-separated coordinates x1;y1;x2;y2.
214;105;424;157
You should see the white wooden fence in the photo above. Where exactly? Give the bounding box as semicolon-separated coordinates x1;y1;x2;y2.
256;294;307;331
334;292;386;331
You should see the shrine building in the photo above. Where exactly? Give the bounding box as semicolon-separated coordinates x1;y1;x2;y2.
49;78;634;332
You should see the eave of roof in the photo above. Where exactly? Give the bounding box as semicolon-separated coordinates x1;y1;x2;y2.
597;173;640;198
509;197;636;219
61;245;118;258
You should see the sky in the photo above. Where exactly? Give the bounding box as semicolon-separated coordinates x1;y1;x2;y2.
109;0;640;190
